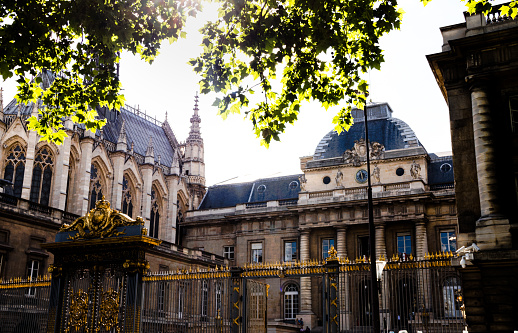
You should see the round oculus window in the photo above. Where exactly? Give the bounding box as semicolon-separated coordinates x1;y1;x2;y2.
289;181;299;189
440;163;452;173
355;169;368;183
396;167;405;176
323;176;331;184
257;184;266;193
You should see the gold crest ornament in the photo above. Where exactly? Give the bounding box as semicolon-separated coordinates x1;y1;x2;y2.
60;196;144;240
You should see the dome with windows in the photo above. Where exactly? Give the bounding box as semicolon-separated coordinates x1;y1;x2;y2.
313;103;422;160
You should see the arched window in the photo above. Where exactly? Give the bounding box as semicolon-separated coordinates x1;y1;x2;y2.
121;175;134;217
89;164;104;210
30;147;54;206
3;144;26;197
149;187;160;238
443;276;462;318
284;283;299;320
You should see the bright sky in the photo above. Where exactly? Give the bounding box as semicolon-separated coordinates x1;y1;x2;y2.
1;0;481;186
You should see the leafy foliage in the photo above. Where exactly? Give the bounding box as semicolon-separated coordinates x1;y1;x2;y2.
0;0;200;143
1;0;516;145
191;0;403;146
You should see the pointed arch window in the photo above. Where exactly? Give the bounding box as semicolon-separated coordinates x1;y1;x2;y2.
3;144;26;198
30;148;54;206
150;187;160;238
89;164;104;210
122;175;134;217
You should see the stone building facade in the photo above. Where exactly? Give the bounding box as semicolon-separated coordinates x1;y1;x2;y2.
0;73;224;280
427;7;518;332
182;103;458;329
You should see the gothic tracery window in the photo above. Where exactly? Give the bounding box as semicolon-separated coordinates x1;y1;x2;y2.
122;175;133;217
89;164;104;210
3;144;26;198
30;147;54;206
150;187;160;238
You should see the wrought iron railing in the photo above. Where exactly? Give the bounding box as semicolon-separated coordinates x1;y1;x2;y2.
0;276;51;333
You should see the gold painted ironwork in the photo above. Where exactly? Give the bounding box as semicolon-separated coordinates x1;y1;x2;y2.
66;289;89;332
60;196;144;240
97;288;120;332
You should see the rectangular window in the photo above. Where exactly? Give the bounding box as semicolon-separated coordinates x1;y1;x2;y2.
397;233;412;256
322;239;335;259
224;246;235;260
26;259;40;296
440;230;456;252
358;236;370;258
284;241;297;262
251;243;263;263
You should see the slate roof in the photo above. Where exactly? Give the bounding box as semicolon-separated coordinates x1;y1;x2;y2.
427;155;455;186
2;70;176;166
313;103;421;160
199;174;302;210
98;107;174;166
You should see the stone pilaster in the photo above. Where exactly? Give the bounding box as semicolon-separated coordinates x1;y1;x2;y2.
165;175;179;243
470;85;512;249
74;132;95;216
415;221;428;259
140;164;153;225
375;223;387;260
21;125;38;201
51;134;72;210
110;152;125;211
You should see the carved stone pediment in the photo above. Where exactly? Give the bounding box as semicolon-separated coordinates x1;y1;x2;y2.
343;140;385;166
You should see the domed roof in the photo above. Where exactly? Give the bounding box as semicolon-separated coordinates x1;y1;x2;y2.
313;103;421;160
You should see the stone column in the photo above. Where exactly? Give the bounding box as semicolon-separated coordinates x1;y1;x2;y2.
51;134;72;210
375;223;387;260
415;220;431;309
299;230;315;328
74;132;95;216
336;227;351;330
415;221;428;259
336;227;348;259
470;85;511;249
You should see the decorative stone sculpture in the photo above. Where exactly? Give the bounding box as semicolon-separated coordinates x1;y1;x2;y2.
299;174;307;191
335;169;344;187
372;164;381;184
410;160;421;179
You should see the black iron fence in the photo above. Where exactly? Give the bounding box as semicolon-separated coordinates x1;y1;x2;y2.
0;276;51;333
142;267;268;333
0;254;463;333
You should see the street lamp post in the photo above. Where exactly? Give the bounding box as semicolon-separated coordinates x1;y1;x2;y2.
363;103;381;333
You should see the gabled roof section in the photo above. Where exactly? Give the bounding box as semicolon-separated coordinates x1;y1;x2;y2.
199;174;302;210
98;106;174;166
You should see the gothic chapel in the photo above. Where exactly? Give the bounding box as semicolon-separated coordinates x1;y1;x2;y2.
0;71;223;279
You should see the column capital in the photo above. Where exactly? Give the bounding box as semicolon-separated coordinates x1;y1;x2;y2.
466;74;491;92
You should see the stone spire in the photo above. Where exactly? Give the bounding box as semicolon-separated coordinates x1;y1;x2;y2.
187;94;202;144
116;119;127;151
145;136;155;164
